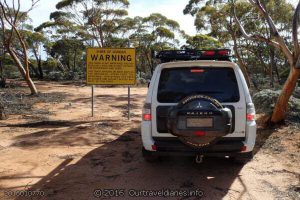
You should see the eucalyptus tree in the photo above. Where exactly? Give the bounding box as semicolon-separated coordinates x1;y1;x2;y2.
184;0;253;86
183;0;294;88
50;38;85;72
37;0;130;47
22;27;48;79
129;13;183;74
233;0;300;123
0;8;4;85
182;34;223;49
0;0;39;94
184;0;297;123
34;0;132;74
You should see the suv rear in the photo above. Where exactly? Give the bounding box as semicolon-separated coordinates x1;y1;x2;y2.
141;50;256;164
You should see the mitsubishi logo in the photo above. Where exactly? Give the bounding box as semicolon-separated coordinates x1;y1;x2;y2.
196;102;202;109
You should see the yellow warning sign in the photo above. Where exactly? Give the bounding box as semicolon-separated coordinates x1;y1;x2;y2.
86;48;136;85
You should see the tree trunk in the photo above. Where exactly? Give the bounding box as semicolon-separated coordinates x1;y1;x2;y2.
8;47;38;95
0;102;7;120
0;49;3;79
274;64;281;84
229;30;251;87
0;58;5;88
0;77;5;88
271;66;300;123
67;53;70;70
143;49;154;75
257;50;269;76
233;47;251;87
0;46;5;88
29;63;40;78
269;47;275;87
37;58;43;79
55;58;65;72
73;49;77;71
33;48;43;79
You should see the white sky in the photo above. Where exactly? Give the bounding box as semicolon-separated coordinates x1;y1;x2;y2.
23;0;299;36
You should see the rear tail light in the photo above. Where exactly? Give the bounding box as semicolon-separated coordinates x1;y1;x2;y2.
142;103;151;121
143;114;152;121
203;51;216;56
247;114;255;121
246;103;256;121
151;145;157;151
240;146;247;152
218;50;230;56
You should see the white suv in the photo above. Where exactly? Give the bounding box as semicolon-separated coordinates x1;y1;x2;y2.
141;49;256;164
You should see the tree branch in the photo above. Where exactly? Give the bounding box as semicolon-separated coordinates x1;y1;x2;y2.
249;0;278;35
19;0;40;20
248;0;293;65
3;0;13;24
233;1;294;66
0;2;15;44
1;0;32;79
0;7;6;44
292;0;300;57
233;6;279;48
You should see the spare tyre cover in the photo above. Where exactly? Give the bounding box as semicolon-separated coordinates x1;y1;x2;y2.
167;95;232;148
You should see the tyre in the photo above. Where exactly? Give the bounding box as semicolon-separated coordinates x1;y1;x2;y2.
142;148;160;162
167;94;232;148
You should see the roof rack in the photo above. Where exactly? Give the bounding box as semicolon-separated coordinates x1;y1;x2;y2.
156;49;231;63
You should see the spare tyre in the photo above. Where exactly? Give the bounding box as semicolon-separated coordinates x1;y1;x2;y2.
167;95;232;148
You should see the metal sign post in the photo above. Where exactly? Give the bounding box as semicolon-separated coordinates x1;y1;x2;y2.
127;41;131;120
91;85;95;117
128;86;130;120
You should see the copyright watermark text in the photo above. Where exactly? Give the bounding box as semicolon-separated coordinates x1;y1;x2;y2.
4;190;45;197
93;188;204;198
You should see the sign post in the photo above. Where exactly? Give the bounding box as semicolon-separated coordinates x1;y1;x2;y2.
86;48;136;119
128;86;130;120
91;85;95;117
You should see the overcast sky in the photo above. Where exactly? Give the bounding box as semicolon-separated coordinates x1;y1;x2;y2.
24;0;299;37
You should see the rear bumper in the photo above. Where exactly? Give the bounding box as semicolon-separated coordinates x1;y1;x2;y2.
148;137;247;157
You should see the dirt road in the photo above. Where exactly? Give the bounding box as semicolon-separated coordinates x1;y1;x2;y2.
0;81;299;200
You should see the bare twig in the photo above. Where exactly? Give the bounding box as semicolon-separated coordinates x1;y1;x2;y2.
18;0;40;20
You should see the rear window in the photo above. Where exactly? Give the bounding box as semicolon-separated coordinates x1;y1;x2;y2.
157;67;240;103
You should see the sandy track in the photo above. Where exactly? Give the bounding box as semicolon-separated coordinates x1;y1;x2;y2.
0;81;299;200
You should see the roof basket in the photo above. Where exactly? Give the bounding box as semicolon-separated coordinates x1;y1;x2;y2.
156;49;231;63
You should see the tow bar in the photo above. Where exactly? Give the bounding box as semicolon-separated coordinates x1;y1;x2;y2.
195;155;204;164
